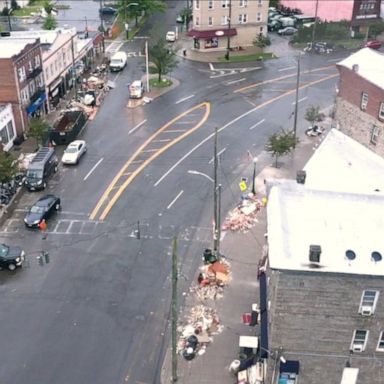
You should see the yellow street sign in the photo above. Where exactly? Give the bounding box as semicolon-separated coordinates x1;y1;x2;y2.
239;180;247;192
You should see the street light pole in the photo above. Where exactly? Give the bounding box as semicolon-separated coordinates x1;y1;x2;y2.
125;2;139;40
293;53;301;145
213;126;219;255
225;0;232;60
311;0;319;47
251;157;258;195
145;39;150;92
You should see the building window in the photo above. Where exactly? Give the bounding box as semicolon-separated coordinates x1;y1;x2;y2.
195;0;200;9
371;125;380;145
359;290;379;314
208;16;213;26
195;16;200;26
351;330;368;352
238;14;247;23
258;0;263;5
240;0;248;7
221;0;230;8
221;15;229;25
377;332;384;352
379;102;384;120
0;120;16;147
18;66;26;82
28;61;33;72
208;0;213;9
35;55;40;68
257;12;262;22
361;92;368;110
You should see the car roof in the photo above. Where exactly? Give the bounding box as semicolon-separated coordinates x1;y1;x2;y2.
167;31;175;34
68;140;85;147
36;194;58;205
131;80;142;86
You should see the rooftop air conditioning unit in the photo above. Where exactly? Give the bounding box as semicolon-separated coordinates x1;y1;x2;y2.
309;245;321;263
352;344;363;352
361;306;373;316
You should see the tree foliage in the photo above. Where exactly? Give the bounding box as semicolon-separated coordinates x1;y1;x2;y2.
292;20;350;43
269;0;280;8
305;105;325;127
43;14;58;30
253;35;271;49
180;6;192;29
0;151;18;183
43;0;54;15
265;130;298;167
28;117;50;148
369;22;384;38
148;35;178;82
118;0;166;27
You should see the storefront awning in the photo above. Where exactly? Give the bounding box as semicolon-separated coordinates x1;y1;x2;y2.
187;28;237;39
259;272;269;359
26;91;46;115
49;77;63;93
280;360;300;374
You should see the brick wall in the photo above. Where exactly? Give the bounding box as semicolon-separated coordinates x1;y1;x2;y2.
335;65;384;156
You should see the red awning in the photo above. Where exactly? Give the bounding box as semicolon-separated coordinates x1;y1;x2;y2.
187;28;237;39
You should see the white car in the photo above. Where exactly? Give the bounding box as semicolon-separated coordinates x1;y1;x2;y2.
129;80;144;99
166;31;176;42
62;140;87;165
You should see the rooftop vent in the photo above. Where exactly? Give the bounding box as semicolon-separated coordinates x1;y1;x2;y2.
352;64;359;72
309;245;321;263
296;170;306;184
345;250;356;261
371;251;382;262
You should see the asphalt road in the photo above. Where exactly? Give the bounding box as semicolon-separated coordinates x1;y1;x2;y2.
0;6;347;384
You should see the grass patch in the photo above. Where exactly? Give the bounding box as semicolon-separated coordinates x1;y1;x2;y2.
149;78;173;88
217;52;276;62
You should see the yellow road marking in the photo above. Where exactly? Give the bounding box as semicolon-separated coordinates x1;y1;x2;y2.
90;102;210;221
234;64;336;93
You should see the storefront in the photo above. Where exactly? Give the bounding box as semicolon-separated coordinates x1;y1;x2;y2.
48;76;65;109
26;90;47;118
187;28;237;51
0;104;17;151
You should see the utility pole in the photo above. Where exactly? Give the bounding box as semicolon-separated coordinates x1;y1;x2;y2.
71;34;78;100
171;237;178;383
311;0;319;47
5;0;12;31
145;39;150;92
213;127;219;256
99;0;104;33
225;0;232;60
293;53;301;145
217;184;222;257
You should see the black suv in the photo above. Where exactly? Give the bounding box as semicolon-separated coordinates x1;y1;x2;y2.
25;147;58;191
0;243;25;271
24;194;61;228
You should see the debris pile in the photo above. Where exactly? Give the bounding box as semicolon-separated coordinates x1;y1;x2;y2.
222;195;262;232
178;305;223;360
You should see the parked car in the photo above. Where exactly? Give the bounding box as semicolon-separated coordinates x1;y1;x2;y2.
129;80;144;99
24;147;58;191
0;243;25;271
166;31;176;42
99;7;117;15
24;194;61;228
109;51;127;72
364;40;382;50
277;27;298;36
62;140;87;165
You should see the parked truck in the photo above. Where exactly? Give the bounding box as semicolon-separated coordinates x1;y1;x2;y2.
279;17;296;28
50;110;88;145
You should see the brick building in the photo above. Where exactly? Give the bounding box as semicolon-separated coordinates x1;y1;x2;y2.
187;0;268;52
0;38;44;138
335;48;384;156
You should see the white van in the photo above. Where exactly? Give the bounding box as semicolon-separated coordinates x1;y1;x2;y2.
129;80;144;99
109;51;127;72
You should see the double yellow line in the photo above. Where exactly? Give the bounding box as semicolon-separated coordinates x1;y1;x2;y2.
90;102;210;221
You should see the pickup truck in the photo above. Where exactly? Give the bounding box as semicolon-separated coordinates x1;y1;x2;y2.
50;110;88;145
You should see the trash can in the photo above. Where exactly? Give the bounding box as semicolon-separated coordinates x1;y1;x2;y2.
203;248;217;264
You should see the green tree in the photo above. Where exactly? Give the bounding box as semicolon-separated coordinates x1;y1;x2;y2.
43;0;54;15
253;35;271;49
148;36;178;82
11;0;20;10
265;130;298;167
269;0;280;8
118;0;166;27
305;105;325;128
369;22;384;38
0;151;18;183
43;14;57;30
28;117;50;149
180;6;192;29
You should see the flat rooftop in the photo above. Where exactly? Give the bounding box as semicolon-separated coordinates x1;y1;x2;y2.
337;47;384;89
0;38;38;58
268;182;384;275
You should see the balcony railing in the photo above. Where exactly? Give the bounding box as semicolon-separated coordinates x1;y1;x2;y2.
26;66;43;80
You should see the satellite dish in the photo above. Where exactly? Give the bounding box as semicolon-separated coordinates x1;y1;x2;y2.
345;250;356;261
371;251;382;262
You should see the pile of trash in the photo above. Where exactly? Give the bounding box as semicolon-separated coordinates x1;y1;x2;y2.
178;305;223;360
191;260;232;301
222;195;262;232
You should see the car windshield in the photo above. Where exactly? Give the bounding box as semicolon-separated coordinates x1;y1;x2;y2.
65;147;78;153
0;244;9;257
26;169;43;179
30;205;45;214
111;59;121;65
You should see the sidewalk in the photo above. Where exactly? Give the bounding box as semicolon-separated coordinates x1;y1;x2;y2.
160;135;323;384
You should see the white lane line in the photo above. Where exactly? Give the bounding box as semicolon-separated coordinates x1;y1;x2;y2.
84;158;104;181
278;66;296;72
209;63;214;70
249;118;265;130
225;78;246;85
292;96;308;105
208;147;227;164
175;95;195;104
128;119;147;134
167;190;184;210
327;58;341;62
